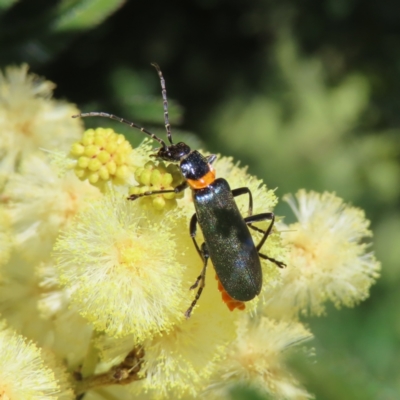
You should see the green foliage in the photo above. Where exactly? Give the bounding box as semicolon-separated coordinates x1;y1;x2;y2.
109;66;182;126
230;385;270;400
210;32;400;206
53;0;126;31
0;0;17;13
0;0;125;66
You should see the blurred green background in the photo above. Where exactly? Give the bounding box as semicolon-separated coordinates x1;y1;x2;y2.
1;0;399;399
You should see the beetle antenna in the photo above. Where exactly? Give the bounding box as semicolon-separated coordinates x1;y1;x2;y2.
72;112;167;148
151;62;173;145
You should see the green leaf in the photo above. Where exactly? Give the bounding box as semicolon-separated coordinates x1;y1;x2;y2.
52;0;126;32
0;0;18;12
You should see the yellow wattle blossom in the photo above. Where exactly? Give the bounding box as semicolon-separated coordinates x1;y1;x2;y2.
125;268;239;399
53;193;187;340
70;128;134;188
130;160;185;210
205;317;313;400
36;262;94;369
0;252;53;348
0;64;82;175
0;321;74;400
0;252;91;371
264;190;381;318
3;154;100;262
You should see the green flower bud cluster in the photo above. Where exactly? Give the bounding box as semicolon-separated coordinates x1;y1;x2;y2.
70;128;133;187
130;160;185;210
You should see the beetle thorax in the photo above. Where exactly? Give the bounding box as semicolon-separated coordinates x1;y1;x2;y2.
181;151;216;189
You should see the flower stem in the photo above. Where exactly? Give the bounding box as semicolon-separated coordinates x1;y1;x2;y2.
74;346;145;396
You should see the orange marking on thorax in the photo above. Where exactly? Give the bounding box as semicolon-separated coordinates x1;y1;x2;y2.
215;275;246;312
187;167;216;189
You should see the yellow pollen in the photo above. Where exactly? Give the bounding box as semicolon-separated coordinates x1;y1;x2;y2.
70;127;133;189
116;238;149;276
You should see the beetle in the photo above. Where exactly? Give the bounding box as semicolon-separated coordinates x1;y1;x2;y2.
73;63;285;317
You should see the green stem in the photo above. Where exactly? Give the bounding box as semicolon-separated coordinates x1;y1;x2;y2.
73;346;145;396
80;330;101;378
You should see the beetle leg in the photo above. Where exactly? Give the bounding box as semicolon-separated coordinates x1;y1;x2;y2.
188;213;206;290
258;252;286;268
231;187;254;215
232;187;266;234
185;243;209;318
244;212;275;250
189;213;206;289
185;214;210;317
190;213;203;260
244;213;286;269
127;181;188;201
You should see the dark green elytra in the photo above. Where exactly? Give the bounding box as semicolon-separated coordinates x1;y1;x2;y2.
193;178;262;301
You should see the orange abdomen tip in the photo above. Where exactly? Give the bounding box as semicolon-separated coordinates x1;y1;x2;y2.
215;274;246;311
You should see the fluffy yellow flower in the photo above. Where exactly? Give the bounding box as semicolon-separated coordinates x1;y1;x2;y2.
131;270;239;399
53;193;187;339
96;265;238;400
0;253;91;370
37;262;94;369
264;190;381;318
0;64;82;174
0;252;52;343
3;154;100;261
205;317;313;400
0;321;74;399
